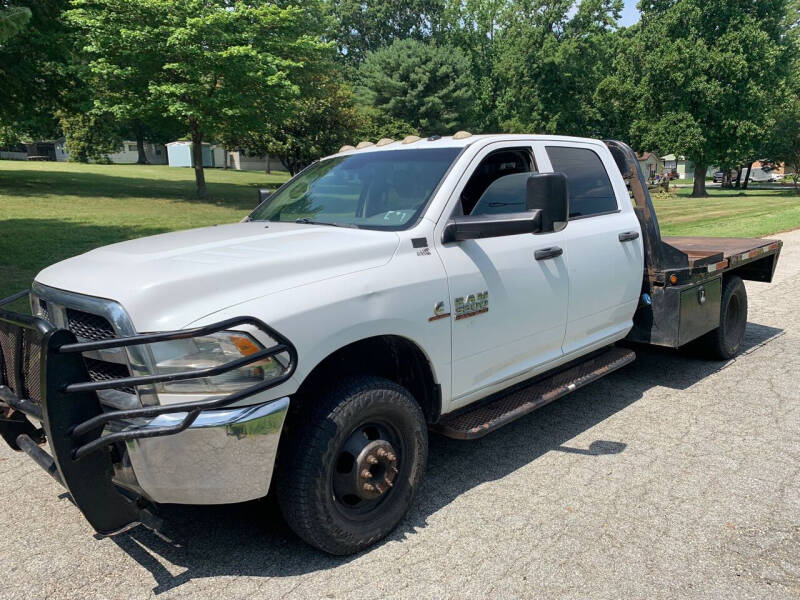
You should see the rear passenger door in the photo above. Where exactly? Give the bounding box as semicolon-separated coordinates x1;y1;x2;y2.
538;143;643;355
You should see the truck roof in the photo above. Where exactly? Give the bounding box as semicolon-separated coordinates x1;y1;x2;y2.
325;133;607;160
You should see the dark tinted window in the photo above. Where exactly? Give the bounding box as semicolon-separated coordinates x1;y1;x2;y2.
461;148;534;215
545;146;617;218
470;173;530;215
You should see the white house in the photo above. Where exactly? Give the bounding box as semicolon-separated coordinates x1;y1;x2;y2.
636;152;663;178
54;139;168;164
227;149;285;172
661;154;694;180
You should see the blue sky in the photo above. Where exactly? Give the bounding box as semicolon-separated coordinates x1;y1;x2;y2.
620;0;640;26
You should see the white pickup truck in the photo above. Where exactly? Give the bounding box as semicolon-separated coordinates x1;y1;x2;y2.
0;134;783;555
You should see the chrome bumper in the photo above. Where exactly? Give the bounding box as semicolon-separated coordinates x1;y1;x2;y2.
123;396;289;505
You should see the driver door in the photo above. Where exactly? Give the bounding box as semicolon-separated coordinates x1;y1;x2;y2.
435;143;570;409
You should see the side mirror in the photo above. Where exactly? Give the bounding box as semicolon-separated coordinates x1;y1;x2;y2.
442;211;542;244
526;172;568;232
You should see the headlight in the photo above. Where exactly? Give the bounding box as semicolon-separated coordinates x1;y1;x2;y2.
149;330;288;395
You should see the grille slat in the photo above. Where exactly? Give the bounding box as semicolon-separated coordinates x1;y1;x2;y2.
66;309;115;341
83;357;135;394
64;307;136;395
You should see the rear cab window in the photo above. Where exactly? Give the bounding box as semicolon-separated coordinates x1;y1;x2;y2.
545;146;618;219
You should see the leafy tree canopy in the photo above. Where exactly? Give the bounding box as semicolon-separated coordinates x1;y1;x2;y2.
613;0;797;196
68;0;330;196
0;5;31;43
357;38;474;135
332;0;446;65
0;0;72;141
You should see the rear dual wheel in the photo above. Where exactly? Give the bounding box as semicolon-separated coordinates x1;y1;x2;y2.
701;275;748;360
277;376;428;555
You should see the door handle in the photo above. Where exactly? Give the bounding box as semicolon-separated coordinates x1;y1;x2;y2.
535;246;563;261
618;231;640;242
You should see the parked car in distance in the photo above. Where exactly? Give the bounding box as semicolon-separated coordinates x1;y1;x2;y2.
713;170;725;183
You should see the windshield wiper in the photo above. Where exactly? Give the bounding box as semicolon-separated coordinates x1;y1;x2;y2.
295;217;359;229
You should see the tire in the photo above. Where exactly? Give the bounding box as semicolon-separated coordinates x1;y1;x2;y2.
701;275;748;360
276;376;428;555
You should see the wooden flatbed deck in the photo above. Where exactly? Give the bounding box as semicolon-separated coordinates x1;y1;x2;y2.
663;236;781;269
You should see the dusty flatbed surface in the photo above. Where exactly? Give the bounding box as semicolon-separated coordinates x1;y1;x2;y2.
1;231;799;599
664;235;779;265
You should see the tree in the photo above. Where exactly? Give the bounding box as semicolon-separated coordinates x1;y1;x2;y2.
440;0;507;132
616;0;796;197
59;110;121;162
769;91;800;194
246;72;362;175
357;38;474;135
495;0;623;136
68;0;329;197
0;5;31;43
332;0;446;65
0;1;72;142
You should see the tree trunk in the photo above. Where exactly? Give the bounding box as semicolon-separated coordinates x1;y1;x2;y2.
190;123;207;199
690;163;708;197
734;167;742;189
223;149;229;170
135;130;148;165
742;161;753;190
265;154;271;174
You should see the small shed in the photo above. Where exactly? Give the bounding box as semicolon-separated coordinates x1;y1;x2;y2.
636;152;662;178
661;154;695;180
166;141;219;168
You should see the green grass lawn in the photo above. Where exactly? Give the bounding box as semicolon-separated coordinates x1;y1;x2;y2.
654;187;800;238
1;161;798;300
0;161;289;299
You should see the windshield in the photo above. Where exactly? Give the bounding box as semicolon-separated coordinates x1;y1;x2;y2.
248;148;461;229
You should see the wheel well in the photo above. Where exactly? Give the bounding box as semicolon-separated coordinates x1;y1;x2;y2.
292;335;441;423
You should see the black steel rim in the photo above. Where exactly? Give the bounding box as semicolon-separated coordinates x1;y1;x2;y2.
331;419;405;521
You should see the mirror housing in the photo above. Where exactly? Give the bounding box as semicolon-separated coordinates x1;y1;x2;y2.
442;210;542;244
526;172;568;232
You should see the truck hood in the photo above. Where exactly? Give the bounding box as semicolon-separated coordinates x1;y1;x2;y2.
35;221;400;330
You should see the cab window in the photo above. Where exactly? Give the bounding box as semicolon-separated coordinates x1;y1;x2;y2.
545;146;617;218
459;147;535;216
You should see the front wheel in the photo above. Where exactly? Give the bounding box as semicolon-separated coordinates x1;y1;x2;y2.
277;376;428;555
700;275;748;360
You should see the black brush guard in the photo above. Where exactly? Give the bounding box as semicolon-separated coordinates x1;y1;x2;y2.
0;290;297;535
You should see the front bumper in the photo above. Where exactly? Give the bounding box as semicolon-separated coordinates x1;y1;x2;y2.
0;290;297;535
122;397;289;504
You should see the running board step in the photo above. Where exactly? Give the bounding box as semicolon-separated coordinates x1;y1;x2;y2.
433;347;636;440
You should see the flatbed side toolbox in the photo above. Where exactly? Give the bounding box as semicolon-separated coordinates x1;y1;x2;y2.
629;276;722;348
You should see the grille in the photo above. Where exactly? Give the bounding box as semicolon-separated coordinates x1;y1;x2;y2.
83;357;135;394
66;309;115;341
39;300;50;322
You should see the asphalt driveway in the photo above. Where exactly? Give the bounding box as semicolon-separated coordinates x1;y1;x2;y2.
1;230;799;599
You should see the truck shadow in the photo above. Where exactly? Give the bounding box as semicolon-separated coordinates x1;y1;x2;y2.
110;321;783;594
